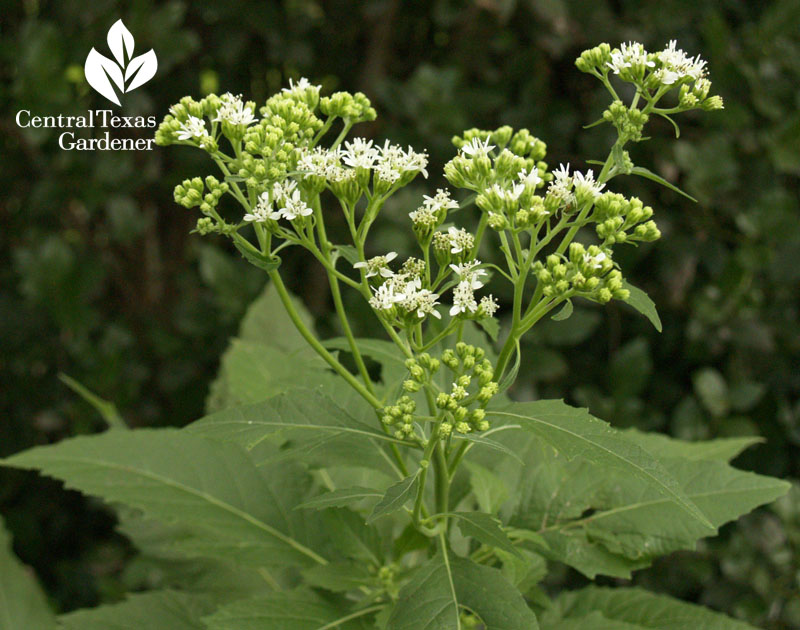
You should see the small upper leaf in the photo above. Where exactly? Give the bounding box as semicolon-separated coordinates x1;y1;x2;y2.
620;281;662;332
367;472;420;523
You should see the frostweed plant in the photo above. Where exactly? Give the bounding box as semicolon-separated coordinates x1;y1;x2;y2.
2;42;790;629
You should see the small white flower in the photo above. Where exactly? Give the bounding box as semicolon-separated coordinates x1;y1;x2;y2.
572;169;605;200
460;137;495;157
277;189;312;221
478;295;499;317
354;252;398;278
409;189;458;227
450;280;478;316
376;141;429;182
342;138;379;169
606;41;654;75
212;93;256;126
369;282;405;311
243;191;282;223
547;163;576;205
282;77;321;100
448;227;475;254
176;115;209;141
583;251;607;270
491;183;524;202
297;147;342;179
449;260;487;290
655;40;708;85
518;167;542;188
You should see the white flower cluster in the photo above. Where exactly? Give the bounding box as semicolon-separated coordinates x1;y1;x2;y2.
546;163;605;207
176;115;209;141
436;227;475;255
282;77;322;101
354;252;397;278
606;41;709;89
606;41;654;76
212;93;256;127
448;260;497;318
368;272;442;320
243;180;312;223
460;137;495;157
375;141;429;184
409;189;459;228
363;253;498;321
296;139;428;187
655;40;708;85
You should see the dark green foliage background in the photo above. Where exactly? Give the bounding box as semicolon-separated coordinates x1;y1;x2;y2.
1;0;798;627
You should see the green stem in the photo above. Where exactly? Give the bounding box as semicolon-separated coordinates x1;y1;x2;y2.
412;432;440;528
312;195;374;393
267;270;382;409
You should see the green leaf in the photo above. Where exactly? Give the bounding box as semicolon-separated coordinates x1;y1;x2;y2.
477;316;500;341
489;400;714;531
368;472;420;523
0;517;57;630
551;299;573;321
620;281;662;332
58;591;211;630
2;429;329;569
449;512;521;558
234;241;282;272
482;427;787;578
324;337;408;387
335;244;361;266
387;551;539;629
579;456;790;559
619;429;763;462
188;389;401;475
544;586;759;629
295;487;382;511
302;560;375;592
58;373;127;430
207;283;321;412
453;432;525;465
464;460;509;514
630;166;697;202
203;589;372;629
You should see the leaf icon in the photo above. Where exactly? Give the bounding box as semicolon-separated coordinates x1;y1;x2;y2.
125;49;158;92
107;19;135;67
84;48;125;106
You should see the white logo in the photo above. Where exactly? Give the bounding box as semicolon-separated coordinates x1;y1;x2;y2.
84;20;157;106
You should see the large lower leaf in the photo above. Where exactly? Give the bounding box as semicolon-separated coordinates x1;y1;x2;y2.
0;517;56;630
2;429;328;569
472;425;787;578
541;586;758;629
58;591;212;630
387;548;539;630
187;389;402;476
489;400;713;531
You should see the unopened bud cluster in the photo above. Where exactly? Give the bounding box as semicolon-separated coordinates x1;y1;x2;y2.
401;353;441;394
444;126;547;194
435;343;498;436
173;176;231;235
532;243;629;304
593;192;661;246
